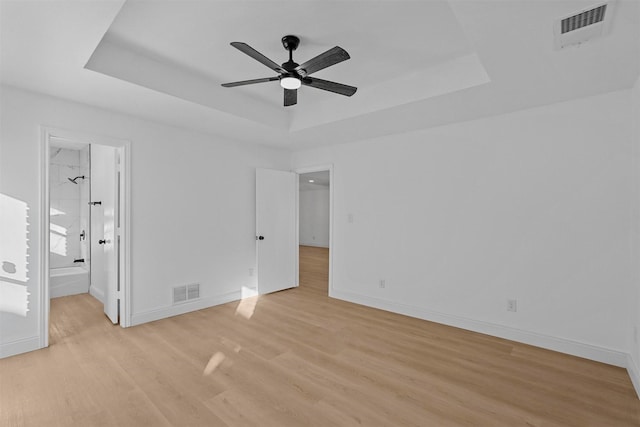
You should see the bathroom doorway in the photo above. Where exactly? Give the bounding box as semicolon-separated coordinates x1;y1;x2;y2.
48;139;92;300
42;128;130;348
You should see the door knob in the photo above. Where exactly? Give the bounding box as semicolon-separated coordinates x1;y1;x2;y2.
257;236;264;240
98;239;107;245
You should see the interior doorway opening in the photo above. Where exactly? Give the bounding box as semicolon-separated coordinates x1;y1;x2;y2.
42;128;130;349
296;166;333;296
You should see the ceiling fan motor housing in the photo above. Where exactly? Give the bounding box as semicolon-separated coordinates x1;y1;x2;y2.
281;35;300;51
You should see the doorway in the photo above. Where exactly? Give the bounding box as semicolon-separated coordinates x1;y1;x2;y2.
295;166;333;296
41;128;130;349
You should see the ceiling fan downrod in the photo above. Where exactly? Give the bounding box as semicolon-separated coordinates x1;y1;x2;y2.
281;35;300;72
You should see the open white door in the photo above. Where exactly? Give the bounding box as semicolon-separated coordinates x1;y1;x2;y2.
90;144;119;323
256;168;297;294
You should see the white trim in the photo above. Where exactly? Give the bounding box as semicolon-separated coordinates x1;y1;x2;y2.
627;354;640;399
130;290;242;326
294;164;334;296
299;243;330;249
89;285;105;304
40;129;50;349
0;336;41;359
295;174;300;287
119;142;132;327
41;127;132;350
332;288;628;368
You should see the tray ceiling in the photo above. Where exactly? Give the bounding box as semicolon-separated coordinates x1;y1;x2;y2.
86;0;490;132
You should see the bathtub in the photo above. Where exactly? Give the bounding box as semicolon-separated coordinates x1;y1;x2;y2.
50;266;89;298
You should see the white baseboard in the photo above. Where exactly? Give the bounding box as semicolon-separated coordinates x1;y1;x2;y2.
89;286;104;304
131;290;242;326
331;289;628;368
627;354;640;399
50;283;88;299
0;335;41;359
299;242;329;248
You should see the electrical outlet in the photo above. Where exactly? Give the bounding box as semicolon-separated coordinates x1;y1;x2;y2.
348;213;354;223
248;268;254;277
507;299;517;312
379;279;386;289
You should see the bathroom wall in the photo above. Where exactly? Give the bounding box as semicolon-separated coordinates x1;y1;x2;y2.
49;147;83;268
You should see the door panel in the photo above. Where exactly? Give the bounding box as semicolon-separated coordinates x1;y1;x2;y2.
90;144;118;323
256;169;297;294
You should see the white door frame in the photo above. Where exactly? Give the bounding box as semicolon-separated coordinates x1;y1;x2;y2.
40;127;131;348
294;164;334;296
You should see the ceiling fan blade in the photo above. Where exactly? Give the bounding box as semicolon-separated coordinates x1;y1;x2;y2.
221;77;279;87
302;77;357;97
284;88;297;107
230;42;286;74
295;46;350;76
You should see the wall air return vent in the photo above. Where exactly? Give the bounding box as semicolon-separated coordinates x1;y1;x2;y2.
173;283;200;304
173;286;187;304
187;283;200;300
554;2;615;49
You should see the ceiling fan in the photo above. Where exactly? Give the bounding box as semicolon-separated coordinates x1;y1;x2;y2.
221;35;357;107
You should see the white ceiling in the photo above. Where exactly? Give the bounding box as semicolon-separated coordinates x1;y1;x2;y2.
1;1;639;150
299;171;330;191
86;0;489;132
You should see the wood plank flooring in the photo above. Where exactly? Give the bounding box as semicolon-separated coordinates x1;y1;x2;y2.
1;245;639;426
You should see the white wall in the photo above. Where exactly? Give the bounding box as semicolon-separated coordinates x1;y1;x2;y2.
0;85;290;357
2;83;638;377
293;90;635;366
299;187;330;247
630;76;640;395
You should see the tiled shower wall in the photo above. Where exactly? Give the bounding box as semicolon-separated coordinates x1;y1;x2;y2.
50;146;90;269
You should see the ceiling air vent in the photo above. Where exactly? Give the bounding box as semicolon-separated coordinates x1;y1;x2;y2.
561;4;607;34
554;2;615;49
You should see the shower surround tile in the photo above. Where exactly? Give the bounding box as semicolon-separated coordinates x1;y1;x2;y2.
49;147;89;269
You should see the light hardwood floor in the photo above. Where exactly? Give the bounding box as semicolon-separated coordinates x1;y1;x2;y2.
1;245;639;426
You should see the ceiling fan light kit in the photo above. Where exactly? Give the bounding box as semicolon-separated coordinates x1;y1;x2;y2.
280;76;301;90
221;35;357;107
